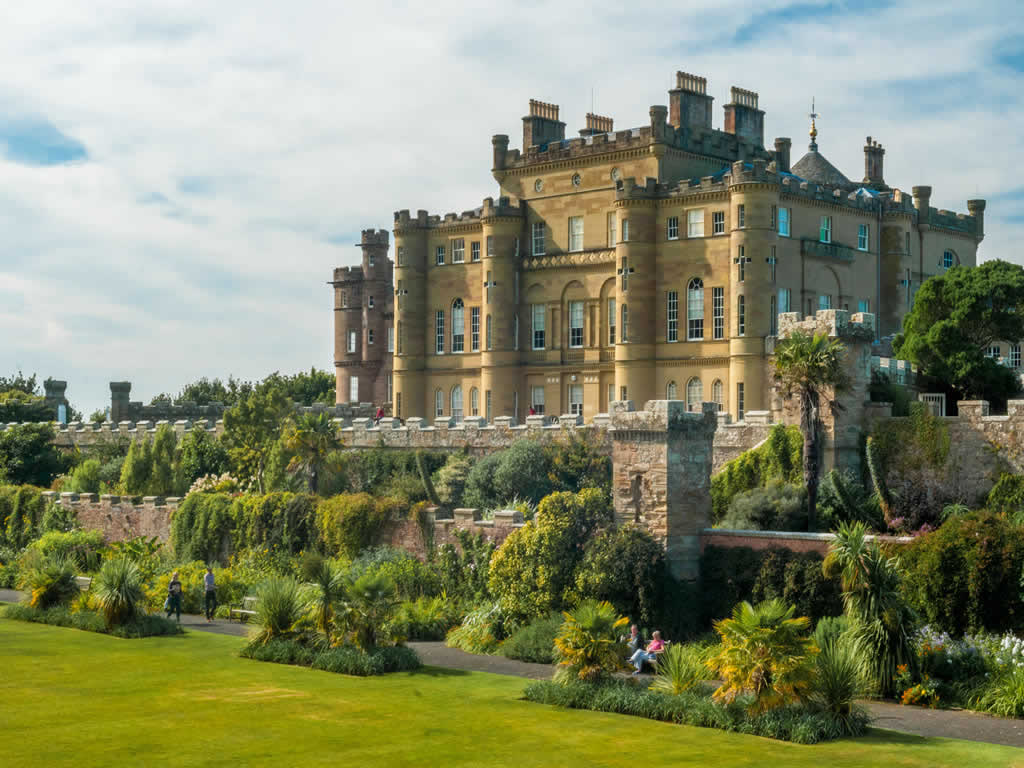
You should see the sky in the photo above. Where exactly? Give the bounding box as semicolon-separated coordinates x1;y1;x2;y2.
0;0;1021;415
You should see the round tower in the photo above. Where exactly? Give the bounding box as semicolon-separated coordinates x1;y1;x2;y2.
727;161;779;420
613;179;658;406
392;210;429;419
479;197;524;422
332;263;366;405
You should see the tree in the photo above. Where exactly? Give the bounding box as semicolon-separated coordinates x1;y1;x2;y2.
0;423;68;487
773;330;849;531
0;371;39;395
176;429;229;489
283;412;342;494
119;438;153;495
895;260;1024;404
0;391;52;423
223;387;291;493
149;424;178;496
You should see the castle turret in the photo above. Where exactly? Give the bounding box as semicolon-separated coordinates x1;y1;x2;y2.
968;198;986;241
863;137;886;189
110;381;131;423
391;210;430;419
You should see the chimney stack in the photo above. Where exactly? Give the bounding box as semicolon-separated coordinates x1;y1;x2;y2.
522;99;565;149
668;71;713;132
723;87;765;148
863;137;886;189
579;112;614;137
774;137;791;173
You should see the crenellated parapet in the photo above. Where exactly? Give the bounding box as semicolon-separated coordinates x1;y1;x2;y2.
393;197;524;234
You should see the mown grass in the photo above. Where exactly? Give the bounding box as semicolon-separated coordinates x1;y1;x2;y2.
1;619;1022;767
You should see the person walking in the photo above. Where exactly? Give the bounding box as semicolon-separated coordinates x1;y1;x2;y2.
166;571;183;623
203;566;217;623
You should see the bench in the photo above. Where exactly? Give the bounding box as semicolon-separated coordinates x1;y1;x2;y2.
635;640;672;673
75;576;93;591
228;596;258;623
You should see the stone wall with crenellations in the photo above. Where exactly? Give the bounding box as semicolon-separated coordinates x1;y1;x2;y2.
42;492;180;543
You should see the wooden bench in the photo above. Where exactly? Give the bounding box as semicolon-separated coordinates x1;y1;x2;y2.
75;576;93;591
636;640;672;673
228;596;258;623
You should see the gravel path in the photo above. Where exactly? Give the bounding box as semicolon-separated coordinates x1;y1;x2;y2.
4;589;1023;747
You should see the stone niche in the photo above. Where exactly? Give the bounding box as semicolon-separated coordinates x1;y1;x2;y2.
610;400;717;580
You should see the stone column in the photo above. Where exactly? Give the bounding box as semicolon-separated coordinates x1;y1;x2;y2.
610;399;717;580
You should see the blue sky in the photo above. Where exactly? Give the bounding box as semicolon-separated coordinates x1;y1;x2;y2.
0;0;1020;414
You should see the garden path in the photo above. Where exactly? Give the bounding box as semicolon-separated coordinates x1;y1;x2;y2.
2;589;1022;749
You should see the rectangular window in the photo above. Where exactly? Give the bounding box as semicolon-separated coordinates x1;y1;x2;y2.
1012;345;1021;368
667;216;679;240
532;304;546;350
667;290;679;342
349;376;359;404
770;205;777;229
622;219;630;242
368;329;374;345
348;330;356;353
486;270;492;303
608;298;616;344
397;246;405;266
620;257;628;291
607;383;615;408
387;326;394;353
532;221;545;256
436;245;445;265
397;321;403;354
513;314;519;350
471;240;481;262
486;236;494;258
368;295;374;308
452;303;465;352
486;314;492;350
713;287;724;339
858;224;869;251
737;383;745;421
857;299;869;314
396;392;402;419
779;288;791;314
471;388;479;417
569;301;584;347
769;246;777;283
819;294;832;310
687;209;704;238
452;238;465;263
737;204;745;228
485;390;492;422
386;374;392;403
770;295;777;335
471;307;480;351
607;212;617;246
987;345;1001;359
569;384;583;416
568;216;584;252
435;390;443;417
738;246;745;282
737;295;745;337
396;280;403;310
531;386;545;415
435;310;444;354
713;211;725;235
368;252;375;267
820;216;832;243
778;207;790;237
621;304;629;342
620;386;628;401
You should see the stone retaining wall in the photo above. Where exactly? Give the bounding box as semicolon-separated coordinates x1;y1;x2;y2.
43;492;179;543
700;528;912;556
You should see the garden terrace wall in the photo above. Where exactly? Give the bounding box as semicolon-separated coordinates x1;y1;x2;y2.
700;528;912;556
43;492;179;543
385;507;525;559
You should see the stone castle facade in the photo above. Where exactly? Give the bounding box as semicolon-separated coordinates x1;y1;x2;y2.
335;70;986;423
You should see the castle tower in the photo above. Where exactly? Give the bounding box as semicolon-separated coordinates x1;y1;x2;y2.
614;177;658;405
727;160;778;420
391;210;430;419
480;197;524;422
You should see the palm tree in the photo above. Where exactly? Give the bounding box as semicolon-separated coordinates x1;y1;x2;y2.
301;554;346;646
773;330;850;530
342;572;398;651
283;412;343;494
552;599;628;683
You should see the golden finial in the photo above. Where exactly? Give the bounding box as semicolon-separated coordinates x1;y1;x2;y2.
808;97;819;151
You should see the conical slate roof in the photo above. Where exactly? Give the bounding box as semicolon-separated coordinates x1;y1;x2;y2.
792;147;853;189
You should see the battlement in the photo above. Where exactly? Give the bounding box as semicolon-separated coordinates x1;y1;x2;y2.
361;229;389;245
333;266;366;283
529;99;560;121
393;197;523;231
777;309;876;340
728;86;759;109
674;71;707;94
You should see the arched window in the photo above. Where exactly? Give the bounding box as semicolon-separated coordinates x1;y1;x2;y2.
666;381;678;400
451;299;465;352
451;385;463;422
686;377;703;412
687;278;704;340
434;389;444;418
470;387;479;417
943;250;957;270
712;379;724;412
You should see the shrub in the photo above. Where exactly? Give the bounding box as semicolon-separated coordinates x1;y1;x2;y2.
553;599;628;683
488;488;612;623
176;429;230;490
0;484;49;550
92;557;145;627
545;432;612;496
501;613;563;664
300;554;346;645
707;599;817;714
18;555;80;609
0;424;69;487
146;561;249;615
349;545;442;601
461;452;504;510
711;425;802;523
446;603;507;655
437;530;494;603
720;481;808;531
379;473;428;506
341;571;398;651
570;524;666;627
250;575;310;645
68;459;101;494
492;440;553;506
807;627;869;736
898;512;1024;635
973;665;1024;718
649;643;713;695
169;493;235;563
240;637;421;675
985;473;1024;523
317;493;399;558
25;529;105;573
232;492;319;554
434;452;474;508
389;596;460;641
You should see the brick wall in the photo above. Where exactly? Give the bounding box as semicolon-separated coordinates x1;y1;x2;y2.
44;492;179;543
701;528;911;556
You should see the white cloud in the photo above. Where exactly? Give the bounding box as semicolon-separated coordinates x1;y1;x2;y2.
0;0;1019;413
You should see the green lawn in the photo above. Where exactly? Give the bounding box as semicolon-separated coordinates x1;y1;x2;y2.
1;619;1021;767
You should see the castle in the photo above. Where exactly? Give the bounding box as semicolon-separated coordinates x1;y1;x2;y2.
334;70;986;423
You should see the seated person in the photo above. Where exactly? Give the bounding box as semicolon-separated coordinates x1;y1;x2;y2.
628;630;665;674
623;624;643;654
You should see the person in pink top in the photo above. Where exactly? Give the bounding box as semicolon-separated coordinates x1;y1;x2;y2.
629;630;665;674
